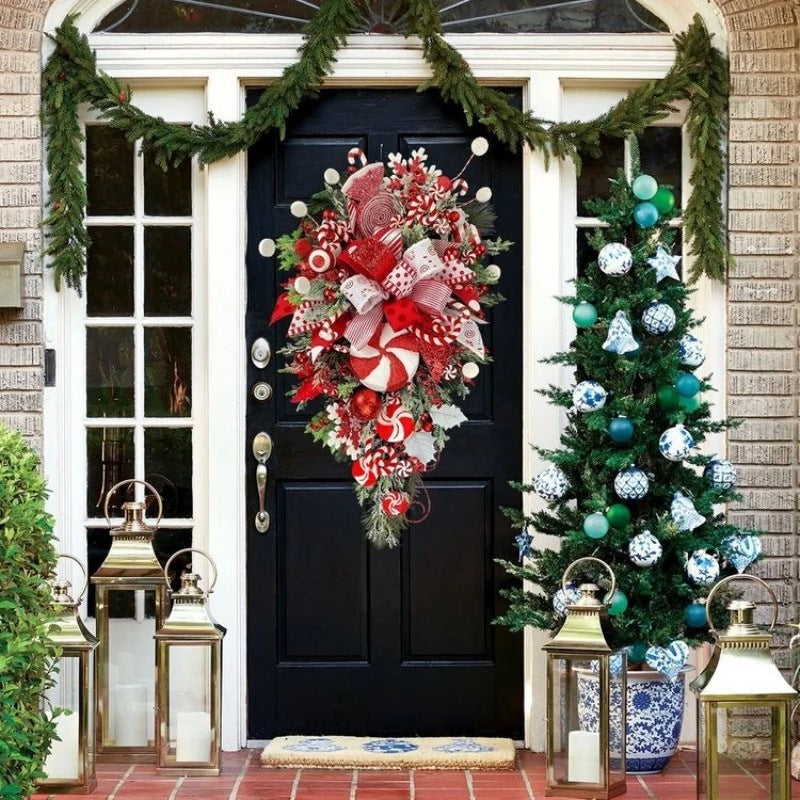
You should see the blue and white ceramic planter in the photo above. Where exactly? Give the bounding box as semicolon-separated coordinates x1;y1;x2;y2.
576;669;690;774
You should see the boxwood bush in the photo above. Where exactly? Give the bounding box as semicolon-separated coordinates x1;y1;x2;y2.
0;425;58;799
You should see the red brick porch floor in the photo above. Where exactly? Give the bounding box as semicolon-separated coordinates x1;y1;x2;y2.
32;748;800;800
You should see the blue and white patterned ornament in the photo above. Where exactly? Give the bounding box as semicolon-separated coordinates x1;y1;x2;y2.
602;310;639;355
721;533;762;573
614;466;649;501
704;457;737;490
645;640;689;680
686;550;720;586
597;242;633;276
572;380;607;412
647;245;681;282
629;530;663;567
678;334;706;368
533;466;570;501
641;301;677;335
658;424;695;462
670;491;706;532
553;582;581;616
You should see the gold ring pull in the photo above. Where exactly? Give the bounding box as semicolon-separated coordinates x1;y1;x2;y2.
163;547;218;594
55;553;89;603
103;478;164;527
704;573;778;635
562;556;616;606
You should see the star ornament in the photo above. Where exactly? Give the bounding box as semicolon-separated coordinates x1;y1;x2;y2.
647;245;681;282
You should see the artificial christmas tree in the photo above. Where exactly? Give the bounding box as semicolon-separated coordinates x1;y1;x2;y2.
496;149;761;769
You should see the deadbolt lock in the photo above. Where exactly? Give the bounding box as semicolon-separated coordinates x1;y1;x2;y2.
251;337;271;368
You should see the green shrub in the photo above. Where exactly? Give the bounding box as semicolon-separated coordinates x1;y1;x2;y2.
0;425;58;799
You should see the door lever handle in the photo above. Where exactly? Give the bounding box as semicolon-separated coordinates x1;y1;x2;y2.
255;463;269;533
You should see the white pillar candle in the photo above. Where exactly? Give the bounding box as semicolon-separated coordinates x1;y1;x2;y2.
114;684;148;746
567;730;600;783
175;711;212;763
43;712;80;780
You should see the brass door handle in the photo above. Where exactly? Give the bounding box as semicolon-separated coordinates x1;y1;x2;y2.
253;432;272;533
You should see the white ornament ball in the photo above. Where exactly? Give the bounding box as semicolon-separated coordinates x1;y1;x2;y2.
598;242;633;276
258;238;276;258
324;168;341;185
658;424;695;462
485;264;502;281
471;136;490;156
686;550;720;586
533;466;570;502
572;380;607;412
475;186;493;203
629;531;663;567
678;334;706;368
462;362;480;379
290;200;308;218
704;458;737;490
294;276;311;295
614;466;649;501
641;301;677;335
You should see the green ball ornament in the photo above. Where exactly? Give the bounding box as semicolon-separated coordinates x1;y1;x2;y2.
632;174;658;201
628;641;648;664
633;201;659;228
583;512;610;539
675;371;701;397
652;186;676;214
606;503;632;529
679;393;702;412
656;385;680;410
608;416;635;443
606;589;629;616
685;602;708;628
572;301;598;328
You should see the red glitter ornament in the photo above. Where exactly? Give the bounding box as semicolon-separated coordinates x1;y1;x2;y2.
350;387;382;421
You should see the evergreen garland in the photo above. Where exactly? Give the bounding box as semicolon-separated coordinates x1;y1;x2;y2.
42;1;731;292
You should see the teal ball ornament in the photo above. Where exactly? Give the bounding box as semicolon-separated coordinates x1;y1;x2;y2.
608;416;635;443
628;641;648;664
583;512;610;539
685;602;708;628
675;371;701;398
606;589;629;617
652;186;676;215
573;301;598;328
606;503;632;529
679;394;702;413
632;174;658;201
633;201;659;228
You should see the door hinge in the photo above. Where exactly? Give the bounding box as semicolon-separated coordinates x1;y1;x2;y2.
44;348;56;387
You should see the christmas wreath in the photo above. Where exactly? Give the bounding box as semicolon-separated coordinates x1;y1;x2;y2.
269;141;510;546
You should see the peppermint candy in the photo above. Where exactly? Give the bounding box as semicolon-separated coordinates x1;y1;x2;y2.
375;401;415;443
381;490;411;517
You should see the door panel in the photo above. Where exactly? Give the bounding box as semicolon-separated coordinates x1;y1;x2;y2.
246;88;523;739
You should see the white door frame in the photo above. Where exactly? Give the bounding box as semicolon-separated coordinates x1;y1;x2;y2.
42;1;726;751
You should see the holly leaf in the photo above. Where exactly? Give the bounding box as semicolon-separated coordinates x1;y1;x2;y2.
430;404;467;430
404;431;436;464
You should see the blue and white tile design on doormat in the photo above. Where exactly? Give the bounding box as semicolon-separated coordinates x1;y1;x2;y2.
261;735;516;769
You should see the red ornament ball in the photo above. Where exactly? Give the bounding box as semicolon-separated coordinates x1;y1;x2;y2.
295;239;313;258
381;490;411;517
350;388;382;421
437;176;453;193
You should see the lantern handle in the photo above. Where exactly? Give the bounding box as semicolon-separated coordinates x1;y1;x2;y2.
163;547;218;594
55;553;88;603
562;557;616;605
705;573;778;635
103;479;163;527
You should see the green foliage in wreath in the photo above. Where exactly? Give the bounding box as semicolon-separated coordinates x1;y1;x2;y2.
42;0;730;292
0;425;59;799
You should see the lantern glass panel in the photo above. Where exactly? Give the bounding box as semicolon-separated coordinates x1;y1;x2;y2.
165;644;214;764
608;650;625;783
42;656;82;781
101;587;157;748
698;702;787;800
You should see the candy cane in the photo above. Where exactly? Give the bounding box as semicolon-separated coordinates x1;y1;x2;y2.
451;178;469;196
348;147;367;167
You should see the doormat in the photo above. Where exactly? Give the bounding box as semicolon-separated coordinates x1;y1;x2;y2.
261;736;516;769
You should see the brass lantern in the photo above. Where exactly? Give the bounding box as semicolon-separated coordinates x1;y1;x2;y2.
38;555;99;794
155;548;224;776
691;574;796;800
91;479;165;763
542;557;627;799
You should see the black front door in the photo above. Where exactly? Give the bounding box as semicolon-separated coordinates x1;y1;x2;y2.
245;88;523;739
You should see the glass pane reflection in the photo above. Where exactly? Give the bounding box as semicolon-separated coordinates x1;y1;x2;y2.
144;151;192;217
144;227;192;317
86;126;134;216
144;327;192;417
145;428;193;518
86;426;135;517
86;327;135;417
86;226;134;317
